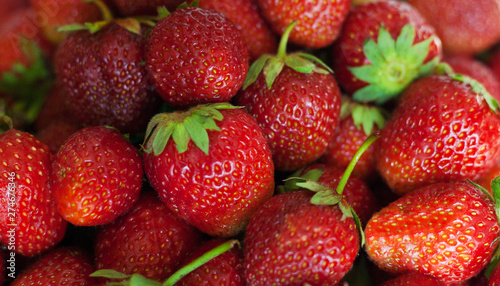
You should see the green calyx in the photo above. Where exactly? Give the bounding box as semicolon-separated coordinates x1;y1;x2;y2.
243;21;332;90
90;239;240;286
340;97;387;136
143;103;239;156
349;24;439;104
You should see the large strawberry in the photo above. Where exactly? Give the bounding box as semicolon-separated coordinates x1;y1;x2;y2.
364;180;500;284
143;103;275;237
145;6;248;108
0;127;67;256
234;22;341;171
256;0;350;49
94;191;203;282
331;0;442;103
376;73;500;195
50;126;143;226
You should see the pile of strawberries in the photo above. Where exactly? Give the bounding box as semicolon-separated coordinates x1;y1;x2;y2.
3;0;500;285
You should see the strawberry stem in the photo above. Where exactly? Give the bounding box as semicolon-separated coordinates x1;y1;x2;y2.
162;240;240;286
83;0;113;21
335;132;379;195
277;21;297;59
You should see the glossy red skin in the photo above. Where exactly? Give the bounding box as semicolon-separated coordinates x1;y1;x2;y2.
243;190;359;285
256;0;350;49
300;163;379;225
381;272;446;286
321;116;378;181
145;7;249;108
30;0;102;44
198;0;277;62
54;23;158;134
11;247;95;286
50;126;143;226
143;109;275;237
365;181;500;284
489;262;500;286
376;75;500;195
0;130;67;257
95;191;203;281
407;0;500;56
235;67;341;171
444;55;500;102
177;239;244;286
331;0;442;95
110;0;186;16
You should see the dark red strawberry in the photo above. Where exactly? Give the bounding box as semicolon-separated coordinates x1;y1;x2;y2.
94;191;203;282
35;121;79;155
0;128;67;257
54;21;159;134
407;0;500;56
256;0;350;49
11;247;95;286
34;84;80;132
376;73;500;195
110;0;185;16
198;0;277;62
381;272;446;286
145;6;248;108
365;180;500;284
331;0;442;103
176;239;244;286
235;22;341;171
50;126;143;226
143;103;275;237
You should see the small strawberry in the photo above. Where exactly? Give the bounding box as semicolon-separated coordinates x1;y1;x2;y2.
143;103;275;237
94;191;204;282
145;6;249;108
234;22;341;171
376;72;500;195
407;0;500;55
256;0;350;49
198;0;278;62
331;0;442;103
381;272;447;286
50;126;143;226
11;247;96;286
364;180;500;284
0;125;67;257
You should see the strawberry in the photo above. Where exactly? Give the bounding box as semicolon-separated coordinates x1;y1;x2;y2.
364;180;500;284
35;121;79;155
477;162;500;196
0;128;67;257
30;0;103;45
176;239;244;286
234;22;341;171
407;0;500;56
144;6;249;108
0;0;28;24
50;126;143;226
380;272;447;286
11;247;96;286
94;191;203;282
109;0;186;16
34;84;79;132
54;17;159;134
198;0;278;62
143;103;275;237
489;261;500;286
331;0;442;103
256;0;350;49
376;73;500;195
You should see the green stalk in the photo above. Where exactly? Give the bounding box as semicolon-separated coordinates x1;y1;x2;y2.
277;21;298;59
83;0;113;21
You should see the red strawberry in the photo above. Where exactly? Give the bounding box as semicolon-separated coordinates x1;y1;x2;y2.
94;191;203;282
176;239;244;286
143;103;275;237
145;6;249;108
35;121;79;155
489;262;500;286
34;84;80;132
0;128;67;256
198;0;277;62
30;0;102;45
256;0;350;49
380;272;447;286
407;0;500;56
376;73;500;195
234;22;341;171
11;247;96;286
364;180;500;284
110;0;186;16
50;126;143;226
0;0;28;24
331;0;442;103
477;162;500;196
54;21;159;134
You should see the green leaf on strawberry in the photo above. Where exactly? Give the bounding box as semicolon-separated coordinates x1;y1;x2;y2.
349;24;440;104
340;97;387;136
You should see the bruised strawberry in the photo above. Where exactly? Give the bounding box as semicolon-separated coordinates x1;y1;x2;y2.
50;126;143;226
145;6;248;108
